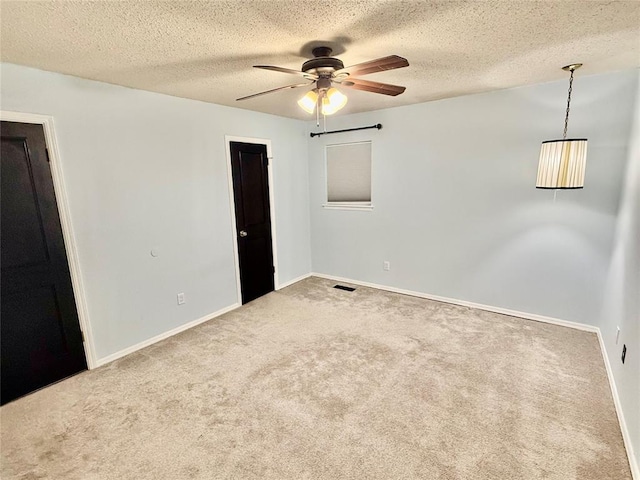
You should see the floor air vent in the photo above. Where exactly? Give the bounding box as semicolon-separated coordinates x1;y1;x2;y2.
334;285;356;292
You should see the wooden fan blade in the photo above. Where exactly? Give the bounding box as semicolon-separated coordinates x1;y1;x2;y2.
334;55;409;77
236;82;312;101
254;65;318;80
340;78;406;96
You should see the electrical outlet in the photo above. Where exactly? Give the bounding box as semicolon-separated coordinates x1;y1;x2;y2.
621;344;626;364
383;261;390;271
616;327;620;345
177;293;185;305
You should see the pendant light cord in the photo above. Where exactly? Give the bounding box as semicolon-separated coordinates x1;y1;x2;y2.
563;68;575;139
557;68;574;197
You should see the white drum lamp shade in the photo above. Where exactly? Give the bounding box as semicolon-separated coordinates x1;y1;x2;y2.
536;138;587;189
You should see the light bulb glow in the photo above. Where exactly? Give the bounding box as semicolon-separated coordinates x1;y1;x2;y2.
321;96;332;115
321;88;348;115
297;90;318;114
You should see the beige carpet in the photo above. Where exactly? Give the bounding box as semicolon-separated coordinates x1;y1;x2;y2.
0;276;631;479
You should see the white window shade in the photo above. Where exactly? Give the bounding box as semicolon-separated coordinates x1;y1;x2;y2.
326;142;372;204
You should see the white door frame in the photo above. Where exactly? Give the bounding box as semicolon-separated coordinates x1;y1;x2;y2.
224;135;279;304
0;110;97;369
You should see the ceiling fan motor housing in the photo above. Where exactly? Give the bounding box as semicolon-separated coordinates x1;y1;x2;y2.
302;47;344;76
316;77;332;91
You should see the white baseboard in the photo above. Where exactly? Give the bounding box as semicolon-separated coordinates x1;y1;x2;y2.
312;271;637;477
276;272;313;290
94;272;312;367
93;272;315;367
311;272;599;333
94;303;240;367
597;331;639;479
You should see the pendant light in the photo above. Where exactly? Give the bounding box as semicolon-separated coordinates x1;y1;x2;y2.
536;64;588;189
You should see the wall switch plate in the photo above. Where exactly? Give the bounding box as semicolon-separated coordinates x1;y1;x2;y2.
177;293;185;305
383;261;390;271
616;327;620;345
621;344;626;364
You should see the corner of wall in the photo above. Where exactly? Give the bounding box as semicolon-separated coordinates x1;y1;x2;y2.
597;68;640;479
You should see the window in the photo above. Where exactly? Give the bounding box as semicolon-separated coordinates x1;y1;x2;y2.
324;141;372;210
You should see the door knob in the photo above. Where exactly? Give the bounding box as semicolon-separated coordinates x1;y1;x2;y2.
239;230;248;237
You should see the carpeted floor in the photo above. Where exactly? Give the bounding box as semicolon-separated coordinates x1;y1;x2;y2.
0;276;631;479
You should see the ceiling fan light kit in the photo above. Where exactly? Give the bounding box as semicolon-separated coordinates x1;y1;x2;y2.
536;63;588;189
321;88;348;115
298;90;319;114
238;46;409;117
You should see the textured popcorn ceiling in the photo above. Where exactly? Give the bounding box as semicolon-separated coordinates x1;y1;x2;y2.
1;1;639;119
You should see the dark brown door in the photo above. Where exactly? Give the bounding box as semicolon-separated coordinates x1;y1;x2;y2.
1;121;87;405
229;142;275;304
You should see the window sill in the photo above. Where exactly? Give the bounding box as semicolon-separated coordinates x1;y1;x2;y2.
322;203;374;211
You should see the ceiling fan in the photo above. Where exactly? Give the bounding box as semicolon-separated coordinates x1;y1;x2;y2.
236;46;409;115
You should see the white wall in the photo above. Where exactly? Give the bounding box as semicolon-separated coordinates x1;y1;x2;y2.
308;69;638;327
599;73;640;475
0;63;311;363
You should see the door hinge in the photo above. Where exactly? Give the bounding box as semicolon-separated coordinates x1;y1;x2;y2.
272;266;275;273
45;148;51;163
80;330;85;343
